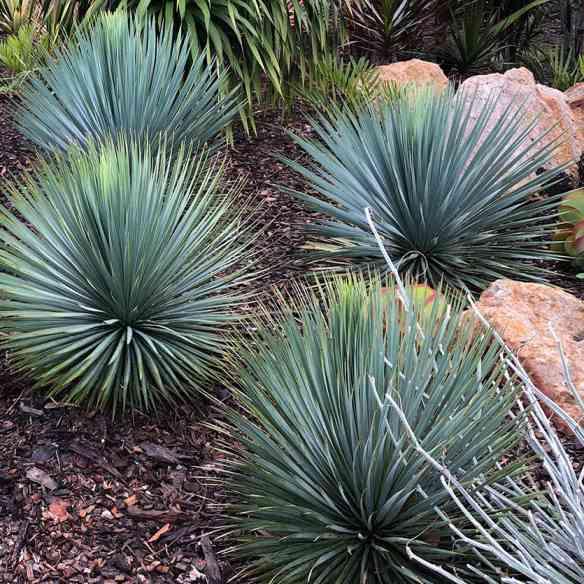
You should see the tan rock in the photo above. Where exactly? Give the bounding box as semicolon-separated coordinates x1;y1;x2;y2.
566;82;584;146
474;279;584;427
460;67;581;180
375;59;448;92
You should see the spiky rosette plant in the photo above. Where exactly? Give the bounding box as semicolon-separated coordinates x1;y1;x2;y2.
287;87;567;292
216;274;525;583
16;10;239;153
0;138;255;414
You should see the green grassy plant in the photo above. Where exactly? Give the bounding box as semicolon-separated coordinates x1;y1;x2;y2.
0;138;255;415
217;274;525;583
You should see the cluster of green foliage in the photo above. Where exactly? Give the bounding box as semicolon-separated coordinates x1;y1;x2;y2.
552;189;584;278
523;45;584;91
442;0;549;77
291;54;409;115
0;24;48;80
125;0;350;129
1;3;583;581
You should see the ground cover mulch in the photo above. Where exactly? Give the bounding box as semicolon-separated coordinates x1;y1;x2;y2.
0;93;584;584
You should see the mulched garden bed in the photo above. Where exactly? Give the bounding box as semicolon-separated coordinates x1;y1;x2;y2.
0;96;583;584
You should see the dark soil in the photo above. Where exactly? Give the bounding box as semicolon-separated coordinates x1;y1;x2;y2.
1;91;584;584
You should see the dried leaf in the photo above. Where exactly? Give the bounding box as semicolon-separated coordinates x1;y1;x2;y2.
124;494;137;507
46;498;70;523
79;504;96;519
148;523;171;543
26;466;57;490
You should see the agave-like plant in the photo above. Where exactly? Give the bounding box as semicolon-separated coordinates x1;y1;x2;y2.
288;87;566;292
0;138;255;414
217;274;525;583
347;0;439;60
443;0;549;76
17;10;238;153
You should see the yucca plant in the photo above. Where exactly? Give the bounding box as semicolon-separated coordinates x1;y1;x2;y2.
347;0;439;60
443;0;549;76
17;10;238;153
0;138;255;415
287;87;567;292
217;274;525;583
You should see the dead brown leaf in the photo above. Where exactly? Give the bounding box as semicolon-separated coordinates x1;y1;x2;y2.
147;523;171;543
45;498;70;523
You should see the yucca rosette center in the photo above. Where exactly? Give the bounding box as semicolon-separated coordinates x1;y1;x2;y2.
0;139;252;414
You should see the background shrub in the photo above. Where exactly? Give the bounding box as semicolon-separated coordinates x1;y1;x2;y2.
442;0;549;76
0;24;49;78
291;54;409;117
218;275;524;583
0;139;255;414
288;88;566;292
17;11;239;153
128;0;355;130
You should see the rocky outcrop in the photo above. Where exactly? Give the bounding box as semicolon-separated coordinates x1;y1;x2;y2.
375;59;448;92
473;279;584;427
460;68;582;181
566;82;584;148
